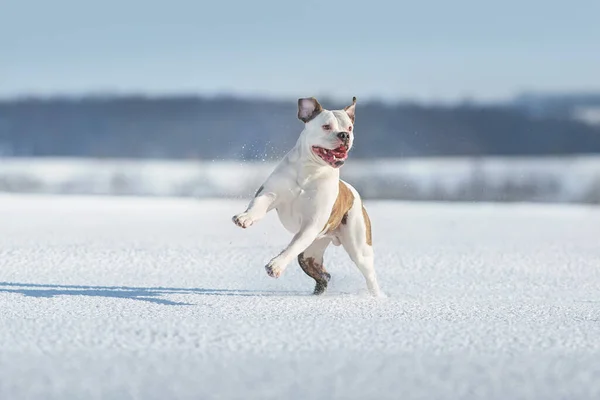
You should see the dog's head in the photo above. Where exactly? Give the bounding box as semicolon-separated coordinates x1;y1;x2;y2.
297;96;357;168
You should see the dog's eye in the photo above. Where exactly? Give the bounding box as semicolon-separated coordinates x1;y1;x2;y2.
322;124;332;131
348;126;353;132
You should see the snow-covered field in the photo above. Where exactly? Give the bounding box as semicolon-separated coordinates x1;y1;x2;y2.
1;156;599;203
1;194;600;399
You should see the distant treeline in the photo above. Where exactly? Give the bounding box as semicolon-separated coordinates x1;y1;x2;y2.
0;95;599;159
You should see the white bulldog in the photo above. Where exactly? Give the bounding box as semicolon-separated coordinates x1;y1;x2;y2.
232;96;382;297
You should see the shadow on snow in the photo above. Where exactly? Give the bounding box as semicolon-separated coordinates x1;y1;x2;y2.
0;282;308;306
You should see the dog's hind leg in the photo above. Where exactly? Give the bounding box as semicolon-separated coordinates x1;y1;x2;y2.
338;204;383;297
297;238;332;295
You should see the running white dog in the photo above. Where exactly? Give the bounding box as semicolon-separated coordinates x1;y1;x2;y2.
232;97;382;296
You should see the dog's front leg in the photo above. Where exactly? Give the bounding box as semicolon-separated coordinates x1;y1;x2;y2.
265;224;322;278
232;191;276;229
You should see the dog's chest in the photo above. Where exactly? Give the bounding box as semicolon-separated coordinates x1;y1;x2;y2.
271;159;339;234
275;186;312;234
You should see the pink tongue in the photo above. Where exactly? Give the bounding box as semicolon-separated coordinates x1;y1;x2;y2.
332;146;346;156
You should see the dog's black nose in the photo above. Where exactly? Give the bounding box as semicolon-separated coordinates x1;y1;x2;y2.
337;131;350;141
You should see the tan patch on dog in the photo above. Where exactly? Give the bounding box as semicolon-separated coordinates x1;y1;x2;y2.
362;205;372;246
297;253;331;295
322;181;355;234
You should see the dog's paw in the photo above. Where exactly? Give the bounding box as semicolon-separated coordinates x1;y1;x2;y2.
265;259;285;278
370;289;387;298
232;213;254;229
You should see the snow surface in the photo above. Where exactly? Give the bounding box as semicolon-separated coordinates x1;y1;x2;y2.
1;194;600;399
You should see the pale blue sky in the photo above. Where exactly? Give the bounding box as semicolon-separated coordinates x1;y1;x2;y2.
1;0;599;102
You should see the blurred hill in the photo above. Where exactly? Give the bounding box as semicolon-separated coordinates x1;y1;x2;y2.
0;94;599;160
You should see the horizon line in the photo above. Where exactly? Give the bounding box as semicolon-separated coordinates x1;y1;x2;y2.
1;88;600;106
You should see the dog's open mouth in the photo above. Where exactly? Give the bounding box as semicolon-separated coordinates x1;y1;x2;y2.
312;145;349;167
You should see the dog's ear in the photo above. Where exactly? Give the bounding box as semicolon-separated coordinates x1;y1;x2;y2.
344;96;357;123
298;97;323;123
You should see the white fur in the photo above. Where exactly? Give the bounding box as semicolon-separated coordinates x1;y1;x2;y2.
232;98;382;297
